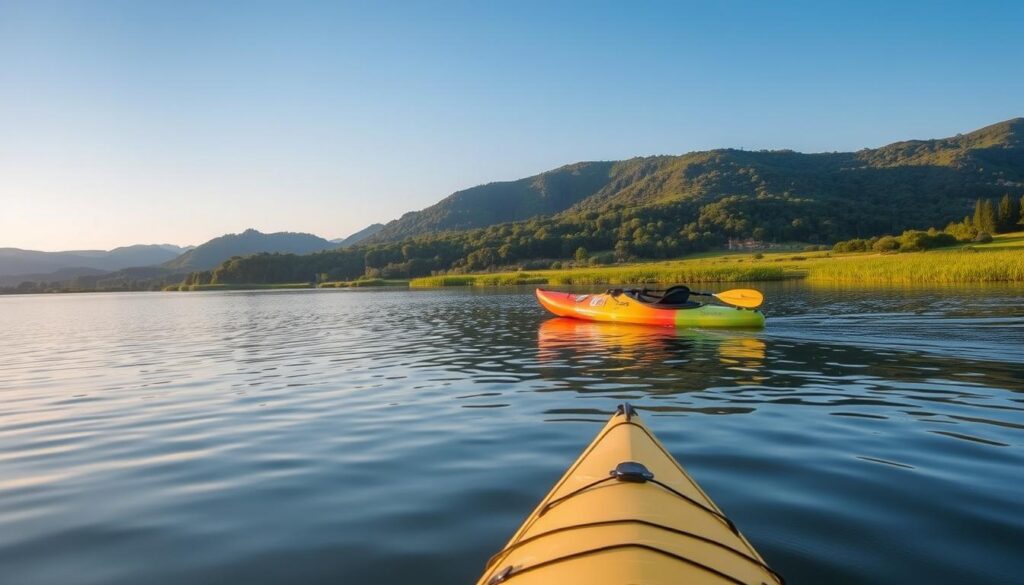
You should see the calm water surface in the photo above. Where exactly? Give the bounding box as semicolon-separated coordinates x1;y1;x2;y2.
1;284;1022;584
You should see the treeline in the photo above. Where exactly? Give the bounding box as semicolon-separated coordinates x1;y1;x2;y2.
964;194;1023;236
831;195;1023;253
6;279;173;294
183;192;1022;286
1;267;185;295
832;230;959;253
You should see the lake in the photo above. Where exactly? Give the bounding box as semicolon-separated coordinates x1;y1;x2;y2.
1;283;1022;584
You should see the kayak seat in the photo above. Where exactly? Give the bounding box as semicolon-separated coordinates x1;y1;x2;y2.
626;286;702;309
656;286;692;305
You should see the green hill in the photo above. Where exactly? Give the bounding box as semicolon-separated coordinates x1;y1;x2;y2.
368;118;1023;243
184;118;1024;286
370;162;617;241
163;229;334;271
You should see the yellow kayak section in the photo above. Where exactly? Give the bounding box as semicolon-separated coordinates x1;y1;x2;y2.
476;404;783;585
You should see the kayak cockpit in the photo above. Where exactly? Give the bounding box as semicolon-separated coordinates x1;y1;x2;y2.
614;285;703;310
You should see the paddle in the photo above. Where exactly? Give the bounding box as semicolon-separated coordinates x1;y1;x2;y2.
692;288;764;309
623;286;765;308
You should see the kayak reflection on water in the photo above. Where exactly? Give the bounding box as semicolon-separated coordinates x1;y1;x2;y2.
536;318;768;388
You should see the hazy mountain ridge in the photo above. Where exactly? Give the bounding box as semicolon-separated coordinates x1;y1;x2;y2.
337;223;385;247
0;244;189;278
163;229;335;271
0;266;109;287
3;230;339;288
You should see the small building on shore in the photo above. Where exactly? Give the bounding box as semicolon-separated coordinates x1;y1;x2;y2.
726;238;769;251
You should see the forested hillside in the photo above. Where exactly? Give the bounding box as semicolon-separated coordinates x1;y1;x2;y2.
371;162;618;242
336;224;385;247
370;118;1024;244
196;118;1023;286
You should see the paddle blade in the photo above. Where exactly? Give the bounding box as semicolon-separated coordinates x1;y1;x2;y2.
713;288;764;308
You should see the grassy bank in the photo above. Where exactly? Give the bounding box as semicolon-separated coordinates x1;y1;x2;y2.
410;264;791;287
166;279;410;292
164;283;314;291
800;247;1024;284
410;232;1024;287
318;278;409;288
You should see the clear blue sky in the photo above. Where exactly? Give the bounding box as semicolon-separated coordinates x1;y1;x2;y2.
2;0;1022;250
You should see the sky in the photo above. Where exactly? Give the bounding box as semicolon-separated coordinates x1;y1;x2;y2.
1;1;1022;251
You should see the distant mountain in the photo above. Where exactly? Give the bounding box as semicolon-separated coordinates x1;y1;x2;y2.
163;229;335;271
159;244;193;254
367;118;1024;244
0;266;108;287
0;244;187;278
337;223;384;247
369;163;616;242
557;118;1024;223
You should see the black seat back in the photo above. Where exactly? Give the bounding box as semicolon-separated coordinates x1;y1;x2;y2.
656;285;691;305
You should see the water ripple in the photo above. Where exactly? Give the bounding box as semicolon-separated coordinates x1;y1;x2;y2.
0;285;1022;584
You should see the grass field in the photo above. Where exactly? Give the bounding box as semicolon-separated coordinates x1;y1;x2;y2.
799;247;1024;284
409;264;789;287
410;232;1024;287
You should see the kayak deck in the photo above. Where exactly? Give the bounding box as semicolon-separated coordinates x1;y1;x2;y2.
535;289;766;329
477;404;782;585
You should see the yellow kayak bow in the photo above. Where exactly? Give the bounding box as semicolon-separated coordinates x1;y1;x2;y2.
476;404;783;585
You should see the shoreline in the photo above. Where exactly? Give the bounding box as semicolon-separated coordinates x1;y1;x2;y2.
410;233;1024;288
6;234;1022;295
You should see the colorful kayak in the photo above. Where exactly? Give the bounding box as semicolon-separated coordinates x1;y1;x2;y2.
476;405;782;585
535;288;766;329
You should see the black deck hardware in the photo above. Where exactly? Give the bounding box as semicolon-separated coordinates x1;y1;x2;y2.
611;461;654;483
615;402;637;421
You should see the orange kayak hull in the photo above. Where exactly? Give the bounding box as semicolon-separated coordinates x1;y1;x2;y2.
535;289;765;329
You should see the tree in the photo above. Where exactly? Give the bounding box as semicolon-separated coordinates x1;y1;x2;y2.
833;238;869;253
364;249;387;269
944;217;978;241
466;247;497;271
1019;195;1024;227
574;247;589;263
872;236;900;252
973;198;996;234
613;240;632;262
997;194;1018;233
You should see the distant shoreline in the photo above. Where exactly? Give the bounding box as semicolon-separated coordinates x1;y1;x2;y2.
408;232;1024;288
4;233;1021;295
